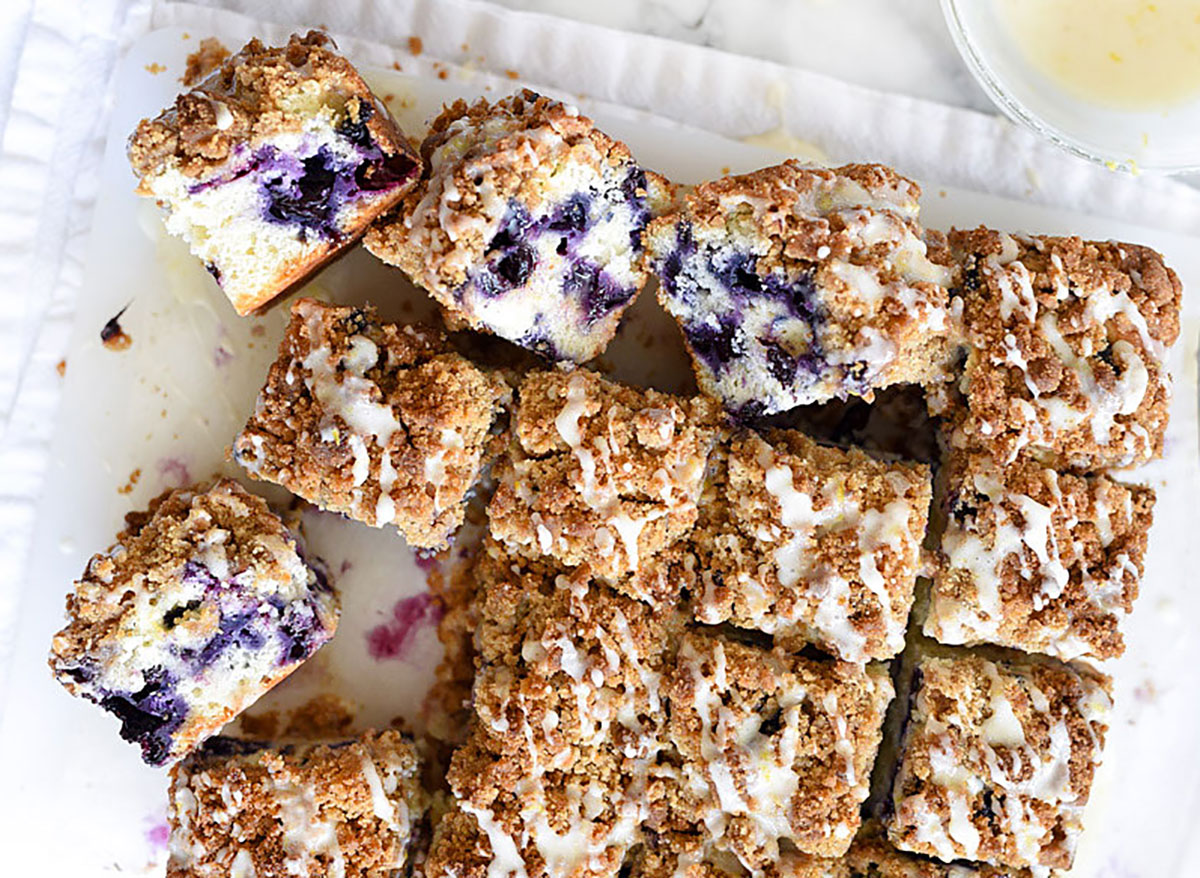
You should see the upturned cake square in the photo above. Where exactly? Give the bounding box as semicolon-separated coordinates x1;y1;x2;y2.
665;630;894;864
128;32;421;315
933;228;1181;470
166;731;428;877
364;89;673;363
925;449;1154;660
48;479;338;766
686;429;932;663
886;650;1111;872
486;368;723;582
233;298;510;548
644;161;954;417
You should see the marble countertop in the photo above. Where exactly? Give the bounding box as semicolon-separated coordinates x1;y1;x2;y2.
482;0;995;112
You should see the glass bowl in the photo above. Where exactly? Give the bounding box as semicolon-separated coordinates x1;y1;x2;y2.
941;0;1200;173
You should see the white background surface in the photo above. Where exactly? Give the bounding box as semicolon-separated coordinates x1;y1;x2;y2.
0;2;1198;875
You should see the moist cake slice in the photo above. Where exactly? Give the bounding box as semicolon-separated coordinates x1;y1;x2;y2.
233;298;510;548
925;448;1154;660
365;89;673;363
687;429;931;663
48;479;338;766
167;731;427;877
128;31;421;315
644;161;953;417
932;228;1181;470
487;368;722;582
886;649;1110;872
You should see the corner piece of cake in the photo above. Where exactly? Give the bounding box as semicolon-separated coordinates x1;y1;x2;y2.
886;649;1111;873
364;89;674;363
925;448;1154;660
233;298;510;548
48;479;338;766
167;730;428;877
644;161;953;417
687;429;932;663
128;31;421;315
666;630;894;864
933;228;1181;470
486;368;723;582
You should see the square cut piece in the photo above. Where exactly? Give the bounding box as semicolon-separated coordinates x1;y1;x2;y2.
128;32;421;315
689;429;931;662
233;298;509;548
644;161;953;416
167;731;427;877
926;449;1154;660
935;228;1181;470
666;630;894;865
487;368;722;581
426;540;674;878
365;89;673;363
887;651;1110;872
48;479;338;766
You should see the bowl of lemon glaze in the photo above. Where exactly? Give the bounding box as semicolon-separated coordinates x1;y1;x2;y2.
942;0;1200;173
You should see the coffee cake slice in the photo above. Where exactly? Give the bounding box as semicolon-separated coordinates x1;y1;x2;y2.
933;228;1181;470
366;89;673;363
128;32;420;315
487;368;722;583
49;479;338;766
666;630;893;864
167;731;427;877
925;448;1154;660
644;161;953;416
687;429;931;662
425;539;674;878
233;298;510;548
886;650;1110;872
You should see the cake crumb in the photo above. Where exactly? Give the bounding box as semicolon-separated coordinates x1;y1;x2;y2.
505;69;519;79
101;305;132;351
391;61;403;71
181;37;229;86
408;35;423;55
437;69;448;80
144;62;167;75
117;468;142;495
55;358;66;377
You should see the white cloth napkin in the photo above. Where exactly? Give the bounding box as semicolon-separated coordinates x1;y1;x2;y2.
3;0;1200;704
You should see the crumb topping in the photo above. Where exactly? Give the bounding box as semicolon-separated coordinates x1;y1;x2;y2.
935;228;1181;470
487;368;722;581
887;652;1110;871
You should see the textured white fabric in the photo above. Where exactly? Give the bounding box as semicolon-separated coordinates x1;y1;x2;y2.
2;0;1199;717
